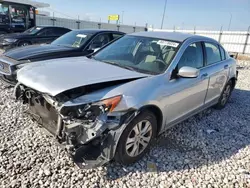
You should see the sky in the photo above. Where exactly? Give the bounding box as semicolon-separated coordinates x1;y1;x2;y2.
39;0;250;31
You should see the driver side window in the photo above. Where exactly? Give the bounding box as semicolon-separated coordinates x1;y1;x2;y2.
178;42;204;70
89;34;111;50
36;29;47;36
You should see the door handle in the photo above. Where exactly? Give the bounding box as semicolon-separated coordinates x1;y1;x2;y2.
224;65;229;69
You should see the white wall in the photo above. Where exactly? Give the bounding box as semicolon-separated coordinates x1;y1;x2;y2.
149;28;250;54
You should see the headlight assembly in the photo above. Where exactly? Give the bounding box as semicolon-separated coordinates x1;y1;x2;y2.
4;38;18;43
61;95;122;120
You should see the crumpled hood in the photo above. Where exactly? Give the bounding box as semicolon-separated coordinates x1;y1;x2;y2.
17;56;148;96
4;44;73;61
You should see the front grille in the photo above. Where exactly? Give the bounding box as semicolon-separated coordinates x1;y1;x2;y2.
0;61;11;74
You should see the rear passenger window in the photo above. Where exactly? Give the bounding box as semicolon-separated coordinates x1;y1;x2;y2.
204;43;222;65
178;42;204;69
219;46;226;60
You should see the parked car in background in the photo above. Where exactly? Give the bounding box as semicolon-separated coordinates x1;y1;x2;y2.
0;26;71;51
14;32;237;168
0;29;125;84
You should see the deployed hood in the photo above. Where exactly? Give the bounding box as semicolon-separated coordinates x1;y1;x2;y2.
4;44;73;61
17;56;148;96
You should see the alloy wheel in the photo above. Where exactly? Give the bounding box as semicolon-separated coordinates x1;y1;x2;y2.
125;120;153;157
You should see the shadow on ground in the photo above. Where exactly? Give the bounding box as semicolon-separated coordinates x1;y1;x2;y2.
104;88;250;180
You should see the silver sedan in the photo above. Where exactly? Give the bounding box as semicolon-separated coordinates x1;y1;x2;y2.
14;31;238;168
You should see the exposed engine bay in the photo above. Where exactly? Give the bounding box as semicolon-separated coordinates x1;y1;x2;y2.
14;82;138;168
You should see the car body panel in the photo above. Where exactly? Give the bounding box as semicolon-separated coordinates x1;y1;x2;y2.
17;56;148;96
3;44;75;61
204;59;231;104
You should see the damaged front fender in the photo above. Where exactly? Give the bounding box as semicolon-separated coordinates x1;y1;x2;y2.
68;110;140;169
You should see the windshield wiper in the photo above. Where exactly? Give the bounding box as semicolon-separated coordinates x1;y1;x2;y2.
101;60;140;72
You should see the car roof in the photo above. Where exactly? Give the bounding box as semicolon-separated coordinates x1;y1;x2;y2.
70;29;125;34
129;31;213;42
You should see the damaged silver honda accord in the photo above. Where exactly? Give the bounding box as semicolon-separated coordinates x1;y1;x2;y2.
14;31;237;168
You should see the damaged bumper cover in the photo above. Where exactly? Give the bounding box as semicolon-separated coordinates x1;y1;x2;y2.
14;83;137;168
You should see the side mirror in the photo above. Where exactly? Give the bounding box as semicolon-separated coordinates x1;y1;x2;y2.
178;66;200;78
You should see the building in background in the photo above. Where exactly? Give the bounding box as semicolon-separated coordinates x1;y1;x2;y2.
0;0;49;33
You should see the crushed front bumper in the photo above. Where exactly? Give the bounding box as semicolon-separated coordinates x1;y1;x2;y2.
15;84;134;168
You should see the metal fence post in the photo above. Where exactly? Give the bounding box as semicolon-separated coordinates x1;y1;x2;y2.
76;16;80;29
218;26;223;43
133;26;136;32
117;25;120;31
50;12;56;26
243;26;250;54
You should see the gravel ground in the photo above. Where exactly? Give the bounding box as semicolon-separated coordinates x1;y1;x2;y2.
0;61;250;188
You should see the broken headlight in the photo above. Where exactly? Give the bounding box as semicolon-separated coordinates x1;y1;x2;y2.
61;95;122;121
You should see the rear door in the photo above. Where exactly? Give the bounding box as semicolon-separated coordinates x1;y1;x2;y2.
203;42;229;104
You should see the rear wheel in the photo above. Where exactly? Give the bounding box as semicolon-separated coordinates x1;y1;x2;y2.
115;111;157;165
214;80;233;109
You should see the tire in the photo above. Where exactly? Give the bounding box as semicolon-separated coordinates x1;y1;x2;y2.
18;41;31;47
214;80;233;109
115;111;157;165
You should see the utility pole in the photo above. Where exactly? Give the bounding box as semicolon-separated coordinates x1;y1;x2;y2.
228;13;232;31
161;0;168;29
122;11;124;24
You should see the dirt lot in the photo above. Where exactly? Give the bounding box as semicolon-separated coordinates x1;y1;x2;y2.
0;61;250;188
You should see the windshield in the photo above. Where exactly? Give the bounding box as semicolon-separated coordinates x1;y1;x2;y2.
24;27;43;34
51;30;93;48
93;35;180;74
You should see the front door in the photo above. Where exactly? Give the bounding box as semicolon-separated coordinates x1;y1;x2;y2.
164;42;209;124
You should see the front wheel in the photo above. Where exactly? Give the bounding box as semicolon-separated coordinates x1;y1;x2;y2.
214;80;233;109
115;111;157;165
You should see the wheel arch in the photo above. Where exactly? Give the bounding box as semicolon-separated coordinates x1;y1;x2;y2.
229;76;237;89
139;104;163;135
